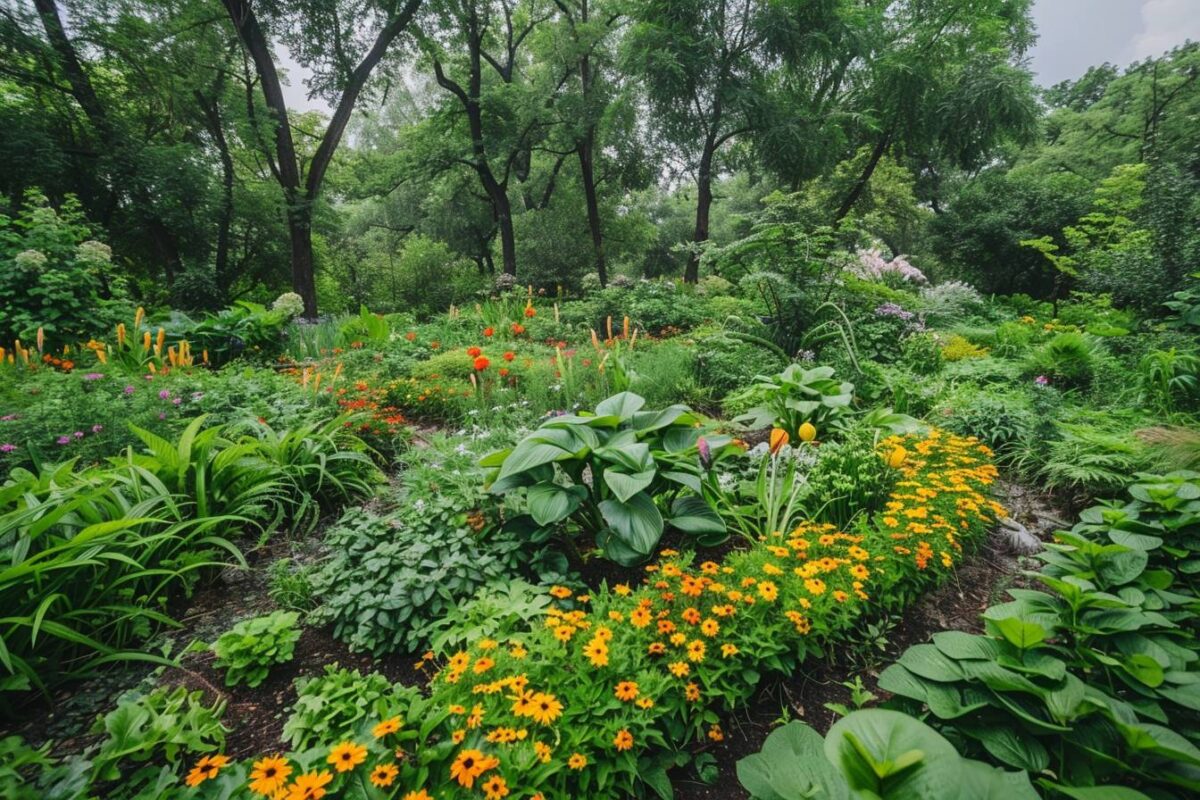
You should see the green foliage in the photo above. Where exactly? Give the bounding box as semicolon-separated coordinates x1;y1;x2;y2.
940;388;1034;450
482;392;733;565
734;364;855;439
283;665;420;750
311;506;534;656
173;302;291;366
91;687;226;782
427;580;553;654
0;192;130;344
1139;348;1200;412
737;710;1038;800
1026;332;1104;390
880;472;1200;797
211;610;301;688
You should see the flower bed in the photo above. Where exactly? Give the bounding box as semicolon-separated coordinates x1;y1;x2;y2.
179;429;1003;800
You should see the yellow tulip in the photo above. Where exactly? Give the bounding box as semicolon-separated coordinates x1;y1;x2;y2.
886;446;907;469
798;422;817;442
769;428;789;455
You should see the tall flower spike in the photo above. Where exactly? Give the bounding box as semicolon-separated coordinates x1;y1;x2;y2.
769;428;789;455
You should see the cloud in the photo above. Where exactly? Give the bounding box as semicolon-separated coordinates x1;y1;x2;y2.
1129;0;1200;61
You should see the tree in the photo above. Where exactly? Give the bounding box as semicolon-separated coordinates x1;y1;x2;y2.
625;0;822;282
221;0;423;316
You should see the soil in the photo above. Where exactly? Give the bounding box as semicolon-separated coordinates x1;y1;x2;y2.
2;471;1069;800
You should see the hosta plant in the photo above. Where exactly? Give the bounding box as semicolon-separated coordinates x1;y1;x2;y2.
737;710;1037;799
211;610;301;688
734;364;855;440
481;392;734;565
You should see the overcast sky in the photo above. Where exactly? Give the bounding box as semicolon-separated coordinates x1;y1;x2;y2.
278;1;1200;113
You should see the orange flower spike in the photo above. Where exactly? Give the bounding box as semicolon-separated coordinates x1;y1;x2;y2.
769;428;789;455
116;323;126;348
36;327;44;354
134;306;145;330
142;331;151;351
155;327;165;353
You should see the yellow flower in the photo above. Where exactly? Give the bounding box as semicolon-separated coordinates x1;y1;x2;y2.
327;742;367;773
669;661;690;677
687;640;706;662
721;643;739;658
614;681;639;702
370;763;399;788
569;753;588;770
185;754;229;787
757;581;778;602
248;755;291;796
286;770;332;800
613;729;634;751
482;774;510;800
403;791;433;800
700;618;719;637
450;749;499;789
534;741;553;763
798;421;817;442
372;717;402;738
886;446;908;468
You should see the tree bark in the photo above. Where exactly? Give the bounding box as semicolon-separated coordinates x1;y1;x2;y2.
195;87;234;294
834;128;893;222
686;136;717;283
578;137;606;286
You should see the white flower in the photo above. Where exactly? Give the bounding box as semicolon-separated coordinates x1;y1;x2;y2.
271;291;305;318
14;250;47;270
76;240;112;263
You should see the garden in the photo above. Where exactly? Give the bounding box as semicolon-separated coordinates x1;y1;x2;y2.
3;2;1200;799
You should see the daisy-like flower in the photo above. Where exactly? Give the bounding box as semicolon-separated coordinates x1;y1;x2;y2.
185;754;229;787
327;742;367;773
669;661;690;677
482;774;510;799
286;770;332;800
450;749;499;788
583;638;609;667
568;753;588;770
687;640;706;662
527;691;563;725
248;755;291;795
403;791;433;800
373;717;402;738
613;729;634;751
614;681;639;702
370;763;399;788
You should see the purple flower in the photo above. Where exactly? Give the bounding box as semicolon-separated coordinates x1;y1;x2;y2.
158;412;167;420
92;424;104;433
158;389;171;400
874;302;915;321
697;436;712;470
0;443;16;453
1034;375;1050;387
124;385;136;395
57;435;71;445
172;397;182;406
1;414;16;421
83;372;104;381
73;431;84;439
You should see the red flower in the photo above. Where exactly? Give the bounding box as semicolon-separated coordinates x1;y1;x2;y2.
499;367;510;377
511;323;525;335
503;351;515;362
474;356;490;371
405;331;417;341
467;346;482;357
483;327;494;337
524;306;536;318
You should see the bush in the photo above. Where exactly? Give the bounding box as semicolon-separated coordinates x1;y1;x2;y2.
211;610;301;688
695;331;789;400
283;665;420;750
1025;331;1104;390
918;281;986;325
0;192;131;344
938;388;1034;450
310;505;534;655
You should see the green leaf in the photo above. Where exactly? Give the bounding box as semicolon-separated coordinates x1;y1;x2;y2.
736;721;849;800
595;392;646;420
668;496;726;536
993;617;1047;649
598;493;664;558
603;470;656;503
525;483;584;526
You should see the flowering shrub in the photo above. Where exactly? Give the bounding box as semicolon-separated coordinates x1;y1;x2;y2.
181;429;1002;800
852;248;928;286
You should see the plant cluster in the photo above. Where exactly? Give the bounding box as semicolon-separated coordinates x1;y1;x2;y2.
211;610;301;688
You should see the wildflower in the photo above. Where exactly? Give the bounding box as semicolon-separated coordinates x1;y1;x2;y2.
402;792;433;800
697;436;712;469
614;681;639;702
474;656;495;674
286;770;332;800
721;643;739;658
474;356;490;371
549;585;573;599
569;753;588;770
708;724;725;742
483;327;495;337
369;763;399;788
482;774;510;799
405;331;417;341
248;755;291;795
528;692;563;724
56;436;71;445
798;421;816;442
1034;375;1049;386
583;638;609;667
668;661;690;677
185;754;230;787
450;749;499;788
91;424;103;434
467;346;482;357
685;683;701;702
524;306;536;318
700;619;719;637
83;372;104;381
327;742;367;772
0;444;15;453
158;389;170;400
373;717;402;738
124;385;135;395
686;640;706;662
613;729;633;751
769;428;789;455
503;350;515;362
758;581;779;602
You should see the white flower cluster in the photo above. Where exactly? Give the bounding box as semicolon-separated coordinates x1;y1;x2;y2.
271;291;305;318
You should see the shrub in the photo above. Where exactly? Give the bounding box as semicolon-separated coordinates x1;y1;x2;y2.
899;332;943;375
917;280;985;325
283;665;421;750
310;506;534;655
695;331;789;400
939;389;1034;450
733;364;855;439
939;334;989;362
90;687;227;782
211;610;301;688
1025;331;1103;390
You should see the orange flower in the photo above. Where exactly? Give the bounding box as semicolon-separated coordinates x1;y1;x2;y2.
372;717;402;738
450;749;499;788
185;754;229;787
248;755;291;795
524;306;536;318
403;791;433;800
285;770;332;800
614;681;639;702
467;346;482;357
327;742;367;773
503;350;515;361
370;763;399;788
482;774;510;799
613;729;634;751
769;428;789;454
483;327;495;337
511;323;525;335
568;752;588;770
474;356;490;371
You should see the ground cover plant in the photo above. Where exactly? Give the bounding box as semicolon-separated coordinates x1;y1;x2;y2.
2;4;1200;798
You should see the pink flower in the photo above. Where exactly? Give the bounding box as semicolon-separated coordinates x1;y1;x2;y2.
0;443;16;453
92;424;104;433
73;431;84;439
172;397;182;406
57;436;71;445
158;389;171;400
83;372;104;381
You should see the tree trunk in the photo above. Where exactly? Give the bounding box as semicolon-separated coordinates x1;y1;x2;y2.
578;138;606;287
195;88;234;293
834;128;892;222
493;187;518;276
287;210;316;314
687;138;716;283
